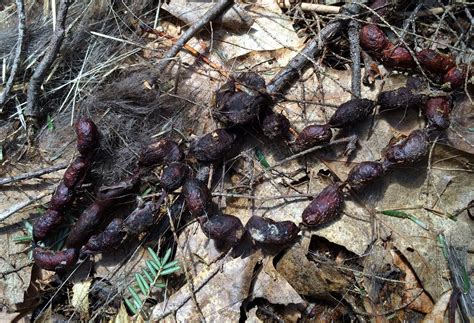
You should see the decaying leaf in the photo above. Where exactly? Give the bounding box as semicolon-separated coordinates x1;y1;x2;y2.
421;291;452;323
108;303;132;323
390;250;434;314
251;259;304;306
72;280;92;321
275;239;351;298
151;253;262;321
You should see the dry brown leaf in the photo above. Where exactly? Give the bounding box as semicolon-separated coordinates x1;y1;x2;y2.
390;250;434;314
421;290;452;323
446;95;474;154
251;258;304;306
109;303;132;323
151;253;261;321
72;280;92;321
275;238;351;298
162;2;254;31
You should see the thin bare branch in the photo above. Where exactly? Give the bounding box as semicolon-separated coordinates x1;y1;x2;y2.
0;162;67;186
0;0;26;111
25;0;70;118
155;0;234;74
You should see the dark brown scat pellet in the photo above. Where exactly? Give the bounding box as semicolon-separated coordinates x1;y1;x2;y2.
123;202;158;235
160;162;189;192
33;247;79;271
50;182;75;211
182;178;211;217
246;216;300;245
33;209;63;241
75;118;100;155
424;96;452;130
359;24;389;53
66;203;106;248
377;87;425;111
262;113;290;139
346;161;385;189
82;218;124;254
190;129;235;163
302;183;344;227
328;98;376;128
199;214;244;245
63;156;90;188
416;49;456;75
381;45;415;69
383;129;429;165
214;72;269;126
139;139;184;167
294;124;332;151
443;67;466;90
214;91;268;125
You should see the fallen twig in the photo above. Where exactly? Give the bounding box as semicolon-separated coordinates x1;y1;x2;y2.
0;162;67;186
155;0;234;74
0;0;26;111
25;0;70;119
267;3;361;96
348;4;361;98
277;1;340;14
0;191;52;222
252;135;358;184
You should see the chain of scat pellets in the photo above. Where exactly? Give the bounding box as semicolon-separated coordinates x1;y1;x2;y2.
33;18;467;272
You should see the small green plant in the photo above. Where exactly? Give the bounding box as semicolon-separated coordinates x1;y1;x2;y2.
124;247;180;317
380;209;428;230
47;115;55;131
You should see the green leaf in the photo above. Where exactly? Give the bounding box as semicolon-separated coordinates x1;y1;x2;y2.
135;273;148;296
161;248;172;266
141;187;153;197
381;210;428;230
146;260;158;276
162;260;179;270
160;266;181;276
124;298;138;315
23;220;33;234
254;147;270;169
143;268;154;285
381;210;410;218
0;146;3;161
128;287;142;308
155;282;167;289
47;115;55;131
13;235;33;243
460;266;471;293
147;247;162;268
436;234;449;260
407;215;428;230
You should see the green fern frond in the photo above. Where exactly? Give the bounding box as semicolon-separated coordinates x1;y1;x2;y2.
124;247;181;316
